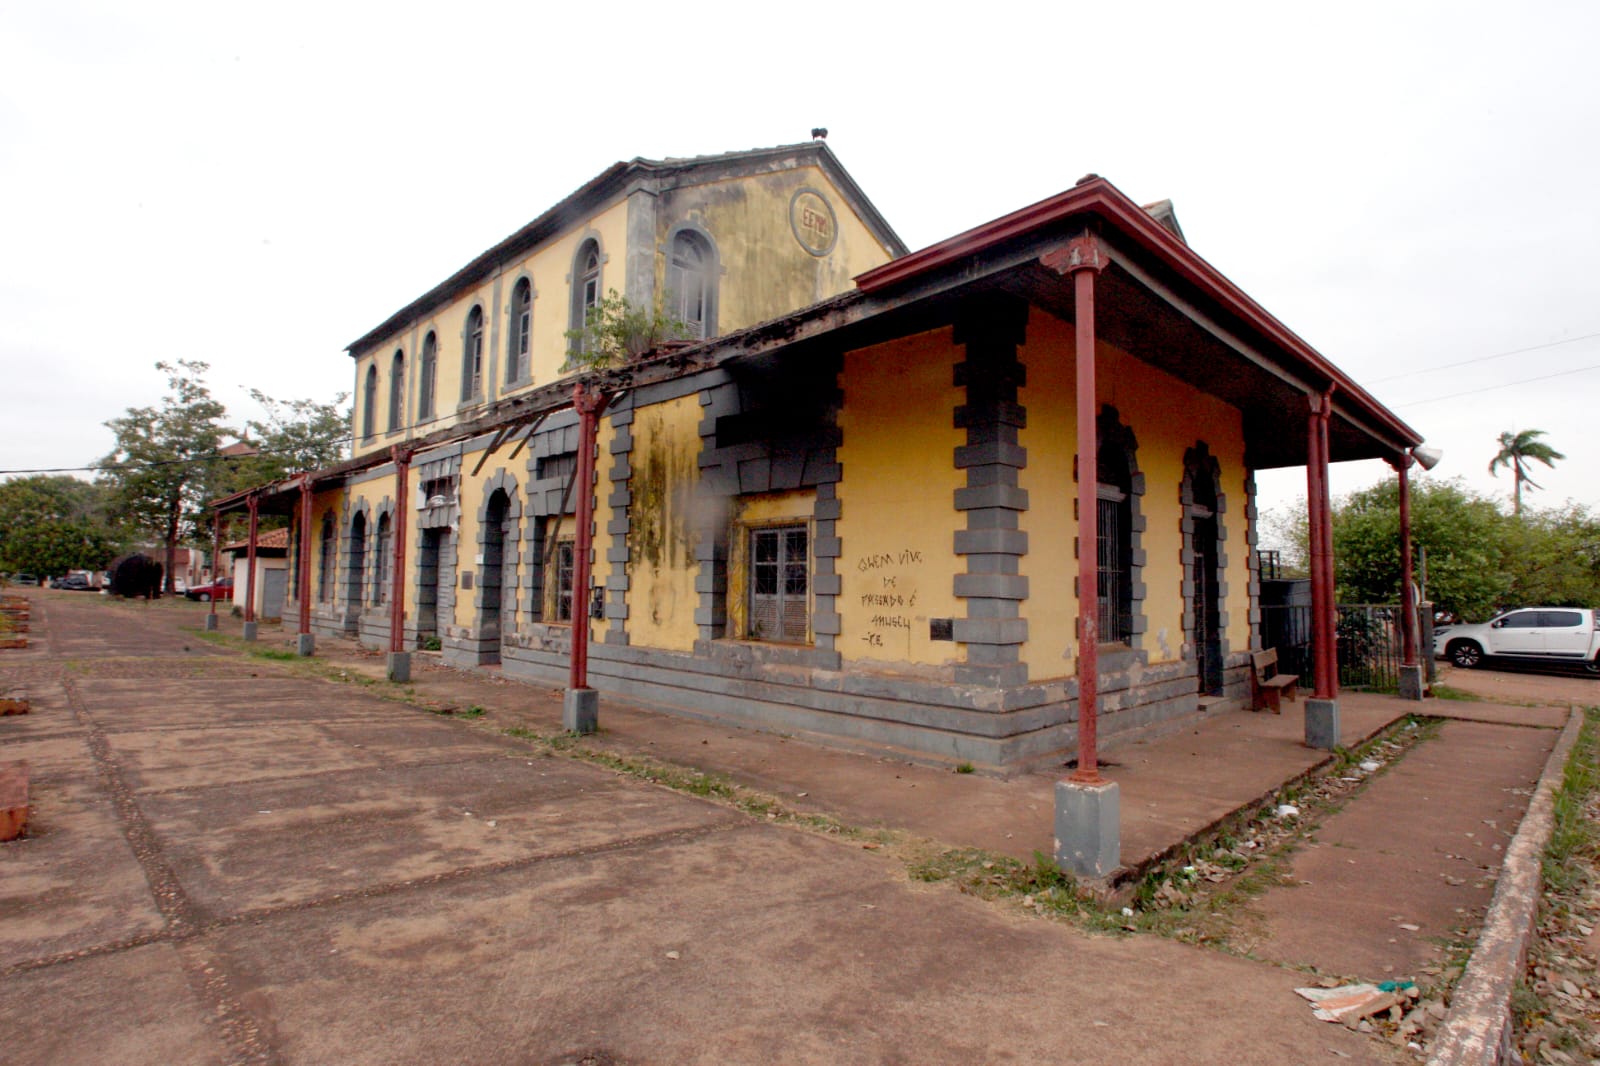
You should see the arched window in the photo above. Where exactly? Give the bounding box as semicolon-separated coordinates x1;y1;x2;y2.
507;278;532;384
666;229;717;339
318;512;335;603
373;512;392;605
462;305;485;401
361;364;377;441
387;350;404;432
569;239;602;344
418;331;437;421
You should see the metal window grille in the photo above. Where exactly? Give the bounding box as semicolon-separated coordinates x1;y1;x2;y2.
374;517;391;605
554;540;575;623
318;517;334;603
1096;494;1131;643
750;526;808;643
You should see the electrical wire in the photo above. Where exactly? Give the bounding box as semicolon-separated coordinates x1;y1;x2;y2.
0;437;356;478
1368;330;1600;385
1392;362;1600;408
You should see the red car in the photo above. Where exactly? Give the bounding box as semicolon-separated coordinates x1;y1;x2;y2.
184;579;234;603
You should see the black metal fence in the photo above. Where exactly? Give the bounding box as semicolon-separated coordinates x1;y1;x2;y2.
1259;602;1409;692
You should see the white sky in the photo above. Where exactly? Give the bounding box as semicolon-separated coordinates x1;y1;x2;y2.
4;2;1598;543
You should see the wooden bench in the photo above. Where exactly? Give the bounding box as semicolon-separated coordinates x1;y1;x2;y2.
1250;648;1300;714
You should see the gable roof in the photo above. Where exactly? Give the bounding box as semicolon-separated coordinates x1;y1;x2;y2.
346;141;906;357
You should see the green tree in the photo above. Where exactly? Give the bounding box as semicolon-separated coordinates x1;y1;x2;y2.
99;360;230;594
564;290;691;369
0;476;119;577
1500;503;1600;607
216;389;351;494
1488;428;1564;516
1330;478;1512;620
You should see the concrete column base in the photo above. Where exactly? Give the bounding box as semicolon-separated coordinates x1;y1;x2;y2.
386;651;411;683
1305;697;1340;750
204;614;219;632
1053;778;1121;880
296;633;315;657
242;621;258;642
563;687;599;734
1398;663;1425;701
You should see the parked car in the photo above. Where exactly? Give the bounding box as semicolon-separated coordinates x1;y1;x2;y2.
49;574;95;591
9;573;38;586
1434;607;1600;674
184;578;234;603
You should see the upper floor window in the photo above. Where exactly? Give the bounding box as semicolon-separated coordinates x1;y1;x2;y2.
361;364;378;442
570;239;602;341
508;278;532;384
418;331;438;421
387;350;404;432
666;229;716;339
462;305;485;401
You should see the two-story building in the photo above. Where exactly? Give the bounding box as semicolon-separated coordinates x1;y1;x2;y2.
219;140;1422;775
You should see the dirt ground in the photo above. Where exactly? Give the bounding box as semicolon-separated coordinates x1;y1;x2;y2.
2;592;1586;1064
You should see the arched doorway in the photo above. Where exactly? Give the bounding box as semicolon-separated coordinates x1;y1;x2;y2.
477;487;513;663
347;512;367;621
1183;447;1225;697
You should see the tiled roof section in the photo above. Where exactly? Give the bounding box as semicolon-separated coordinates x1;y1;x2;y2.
345;140;905;356
224;528;289;553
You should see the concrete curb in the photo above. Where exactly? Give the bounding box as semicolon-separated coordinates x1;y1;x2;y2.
1427;705;1585;1066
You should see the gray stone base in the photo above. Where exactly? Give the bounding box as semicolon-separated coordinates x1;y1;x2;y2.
203;614;219;632
1398;663;1425;701
242;621;258;642
296;632;315;657
386;651;411;683
1054;778;1121;879
1305;697;1340;750
563;687;599;734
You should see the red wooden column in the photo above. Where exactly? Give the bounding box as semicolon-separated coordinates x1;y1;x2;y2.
1066;234;1107;784
1396;456;1418;665
243;494;260;640
389;447;412;654
1316;390;1338;700
296;476;315;655
1305;390;1331;697
563;382;611;733
206;510;222;631
568;383;607;694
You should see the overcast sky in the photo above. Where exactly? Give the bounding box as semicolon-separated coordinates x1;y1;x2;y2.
4;2;1597;544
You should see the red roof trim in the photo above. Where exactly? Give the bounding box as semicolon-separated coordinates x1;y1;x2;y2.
855;178;1420;449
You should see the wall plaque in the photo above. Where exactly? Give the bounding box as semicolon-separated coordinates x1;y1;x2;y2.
789;188;838;257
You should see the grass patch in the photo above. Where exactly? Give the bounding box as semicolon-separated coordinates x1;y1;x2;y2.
250;648;299;662
1542;707;1599;895
954;762;975;774
1430;684;1484;702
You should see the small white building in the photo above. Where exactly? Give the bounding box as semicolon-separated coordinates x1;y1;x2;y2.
225;528;289;620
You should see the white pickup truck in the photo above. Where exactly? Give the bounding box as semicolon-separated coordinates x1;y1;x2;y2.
1434;607;1600;674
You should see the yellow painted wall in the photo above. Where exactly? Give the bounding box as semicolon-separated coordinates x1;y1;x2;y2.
343;471;407;617
1017;312;1250;677
449;455;525;634
349;201;632;461
725;489;816;642
307;488;346;603
624;395;701;652
835;329;964;667
655;165;896;336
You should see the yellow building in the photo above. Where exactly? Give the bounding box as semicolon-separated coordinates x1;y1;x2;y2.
226;143;1421;773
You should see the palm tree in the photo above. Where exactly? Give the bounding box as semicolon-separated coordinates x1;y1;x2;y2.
1488;429;1565;516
